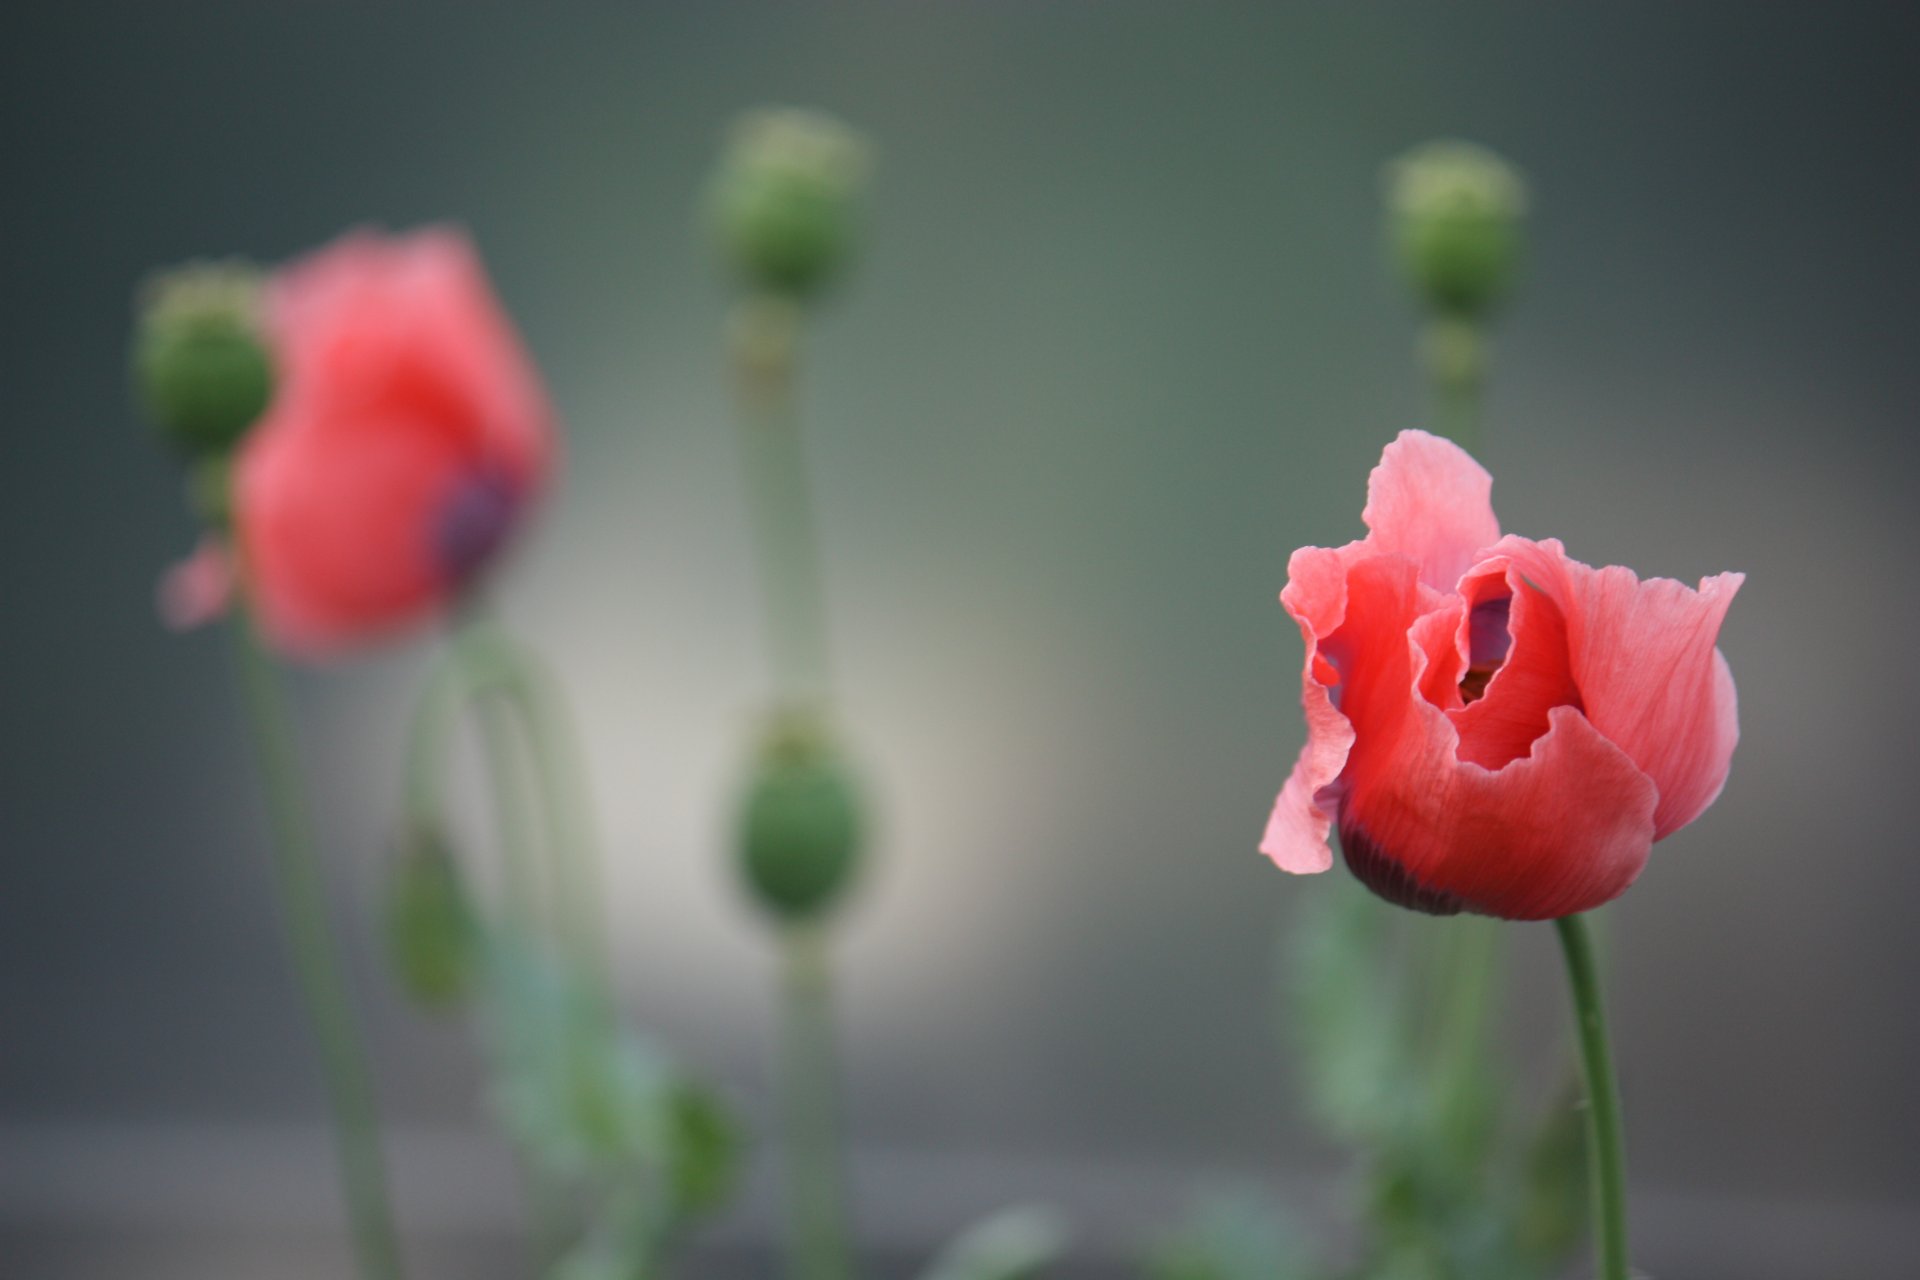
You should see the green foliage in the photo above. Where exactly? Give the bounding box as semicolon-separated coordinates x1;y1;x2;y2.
1144;1190;1314;1280
1277;878;1588;1280
384;822;480;1010
477;933;742;1278
922;1205;1073;1280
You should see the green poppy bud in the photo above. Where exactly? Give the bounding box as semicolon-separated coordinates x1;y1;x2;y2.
385;821;478;1009
133;261;275;457
1386;140;1528;320
736;710;865;922
710;108;870;301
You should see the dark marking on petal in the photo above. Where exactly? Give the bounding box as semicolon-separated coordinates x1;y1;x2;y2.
1339;817;1466;916
436;465;519;585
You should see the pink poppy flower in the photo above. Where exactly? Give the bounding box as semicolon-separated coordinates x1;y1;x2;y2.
233;227;556;656
1262;430;1740;919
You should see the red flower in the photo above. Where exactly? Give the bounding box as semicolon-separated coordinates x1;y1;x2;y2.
233;228;555;656
1262;430;1740;919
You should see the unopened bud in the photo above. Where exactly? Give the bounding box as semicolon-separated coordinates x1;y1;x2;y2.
710;108;870;300
385;821;478;1009
1386;140;1527;320
736;709;864;922
133;261;274;457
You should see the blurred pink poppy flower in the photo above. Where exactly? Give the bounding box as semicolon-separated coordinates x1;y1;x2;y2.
1262;430;1740;919
233;227;556;656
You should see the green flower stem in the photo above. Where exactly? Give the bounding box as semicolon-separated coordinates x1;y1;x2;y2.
229;608;404;1280
1423;314;1487;457
732;293;858;1279
779;924;855;1280
456;636;546;937
732;294;833;707
458;617;612;990
1553;912;1630;1280
406;617;610;987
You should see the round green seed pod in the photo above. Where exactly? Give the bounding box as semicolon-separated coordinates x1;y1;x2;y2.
709;108;870;301
133;262;274;457
736;711;864;923
1386;140;1528;320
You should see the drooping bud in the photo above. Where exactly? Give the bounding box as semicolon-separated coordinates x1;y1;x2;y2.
1386;140;1528;320
385;820;479;1009
736;708;864;922
133;261;275;457
710;108;870;301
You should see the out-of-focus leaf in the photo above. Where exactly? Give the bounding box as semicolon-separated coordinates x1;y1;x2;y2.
476;928;743;1272
663;1078;742;1219
1283;877;1410;1142
1508;1079;1588;1271
1144;1190;1312;1280
921;1205;1072;1280
384;821;479;1009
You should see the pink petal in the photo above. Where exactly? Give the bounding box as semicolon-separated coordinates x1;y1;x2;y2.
236;406;468;658
1360;430;1500;593
1447;559;1584;769
1261;545;1357;873
156;537;234;632
1494;538;1742;839
1324;553;1659;919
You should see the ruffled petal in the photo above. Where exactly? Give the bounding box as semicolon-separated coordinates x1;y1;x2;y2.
236;407;467;657
1342;705;1660;919
269;226;556;494
1447;559;1584;769
1494;537;1742;839
1261;545;1358;873
1329;553;1659;919
1360;430;1500;593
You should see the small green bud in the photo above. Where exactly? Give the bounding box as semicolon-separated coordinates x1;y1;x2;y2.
133;261;274;457
710;108;870;300
736;710;864;922
385;821;479;1009
1386;140;1528;319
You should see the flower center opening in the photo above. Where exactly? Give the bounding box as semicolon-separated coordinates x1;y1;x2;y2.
1459;594;1512;705
436;464;519;585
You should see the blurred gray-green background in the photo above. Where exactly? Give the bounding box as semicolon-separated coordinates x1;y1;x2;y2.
5;4;1918;1277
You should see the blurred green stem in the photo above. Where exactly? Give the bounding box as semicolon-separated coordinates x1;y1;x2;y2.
402;615;613;1266
229;608;404;1280
1423;314;1486;456
1554;913;1629;1280
779;925;855;1280
732;293;857;1279
462;614;612;987
407;613;611;987
732;294;832;707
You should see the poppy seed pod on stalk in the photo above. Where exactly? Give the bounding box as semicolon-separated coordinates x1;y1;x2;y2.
133;262;275;458
710;108;870;300
737;711;865;923
1387;140;1528;321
